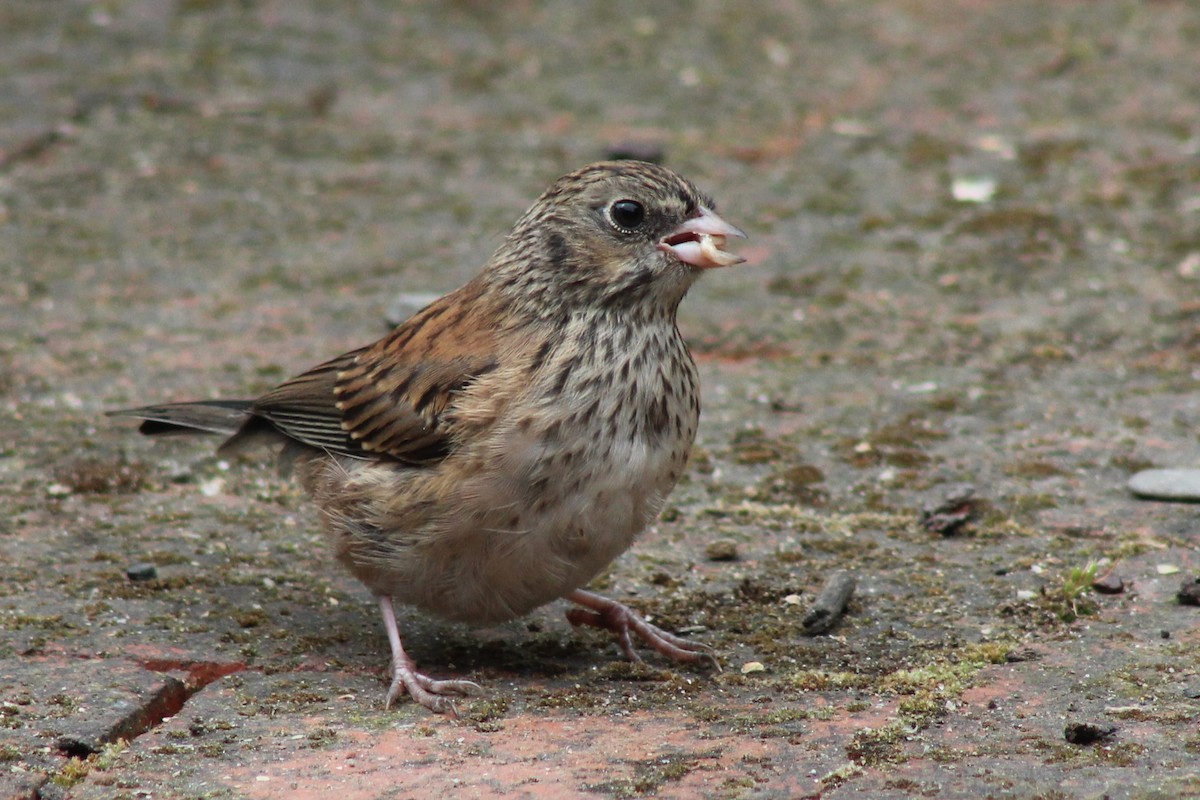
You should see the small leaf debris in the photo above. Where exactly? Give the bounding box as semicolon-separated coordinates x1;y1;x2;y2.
920;484;981;536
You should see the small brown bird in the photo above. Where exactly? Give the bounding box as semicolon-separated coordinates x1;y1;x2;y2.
113;161;746;713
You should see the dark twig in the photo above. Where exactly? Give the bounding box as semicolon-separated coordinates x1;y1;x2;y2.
802;570;856;635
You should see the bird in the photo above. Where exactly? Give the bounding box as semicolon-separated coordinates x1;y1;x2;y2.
111;160;746;713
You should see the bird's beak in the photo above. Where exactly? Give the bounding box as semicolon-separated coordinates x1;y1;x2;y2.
658;206;748;269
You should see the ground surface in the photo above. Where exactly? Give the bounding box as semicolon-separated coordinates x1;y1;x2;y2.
3;1;1200;798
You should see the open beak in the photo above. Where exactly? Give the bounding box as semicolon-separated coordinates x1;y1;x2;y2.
658;205;747;269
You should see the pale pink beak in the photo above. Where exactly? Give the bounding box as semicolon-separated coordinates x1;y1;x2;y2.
658;206;747;269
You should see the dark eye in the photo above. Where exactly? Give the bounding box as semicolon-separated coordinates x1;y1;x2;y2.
608;199;646;233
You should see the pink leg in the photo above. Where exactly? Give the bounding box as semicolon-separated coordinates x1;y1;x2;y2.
564;589;719;669
378;596;480;714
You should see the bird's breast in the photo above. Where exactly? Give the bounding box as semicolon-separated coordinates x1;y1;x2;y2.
461;321;698;579
506;322;697;529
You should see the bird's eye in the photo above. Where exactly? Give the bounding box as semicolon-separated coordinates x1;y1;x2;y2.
608;199;646;233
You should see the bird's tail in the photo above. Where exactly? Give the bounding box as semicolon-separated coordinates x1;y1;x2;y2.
107;400;253;438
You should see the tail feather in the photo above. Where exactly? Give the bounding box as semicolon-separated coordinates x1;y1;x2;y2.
108;400;253;437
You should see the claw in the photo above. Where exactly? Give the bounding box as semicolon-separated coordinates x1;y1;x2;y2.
377;595;482;714
565;589;720;670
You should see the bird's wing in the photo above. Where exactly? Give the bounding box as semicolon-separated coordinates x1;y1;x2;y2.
241;347;369;457
243;288;501;465
330;330;500;464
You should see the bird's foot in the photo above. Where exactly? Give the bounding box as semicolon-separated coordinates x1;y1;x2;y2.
384;653;481;716
377;595;481;715
565;589;719;669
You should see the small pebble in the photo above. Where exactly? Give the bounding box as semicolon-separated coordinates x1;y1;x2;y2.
705;539;739;562
1176;577;1200;607
126;563;158;582
1091;572;1125;595
951;175;997;203
1128;468;1200;502
741;661;766;675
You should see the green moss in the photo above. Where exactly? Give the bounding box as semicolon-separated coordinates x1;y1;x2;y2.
1004;459;1069;478
51;742;127;788
829;640;1020;766
233;609;269;628
464;696;511;727
584;750;716;798
53;454;149;494
1035;561;1100;622
728;427;800;465
821;763;865;790
3;613;79;633
1007;493;1061;515
788;670;871;692
847;722;908;766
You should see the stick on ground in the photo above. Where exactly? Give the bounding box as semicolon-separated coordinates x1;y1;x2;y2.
802;570;856;635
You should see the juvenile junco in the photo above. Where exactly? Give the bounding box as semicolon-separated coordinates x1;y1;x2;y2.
113;161;746;713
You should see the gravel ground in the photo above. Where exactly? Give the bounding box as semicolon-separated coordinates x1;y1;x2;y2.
3;2;1200;798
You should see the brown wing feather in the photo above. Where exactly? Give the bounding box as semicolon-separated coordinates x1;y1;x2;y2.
334;291;500;463
233;280;500;465
239;347;370;456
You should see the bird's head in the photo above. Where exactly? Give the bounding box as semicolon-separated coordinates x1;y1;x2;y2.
492;161;746;316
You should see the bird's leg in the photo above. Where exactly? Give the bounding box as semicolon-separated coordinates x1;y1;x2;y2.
377;595;481;714
564;589;719;669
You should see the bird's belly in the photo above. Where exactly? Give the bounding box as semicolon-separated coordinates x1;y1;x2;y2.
425;432;683;622
326;422;689;625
